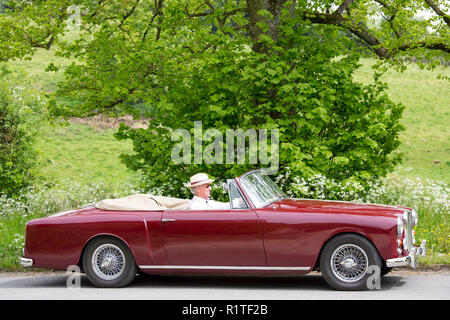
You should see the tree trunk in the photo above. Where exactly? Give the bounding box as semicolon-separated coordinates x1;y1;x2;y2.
246;0;293;52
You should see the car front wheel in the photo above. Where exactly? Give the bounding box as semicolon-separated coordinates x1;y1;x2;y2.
319;234;382;290
82;237;137;288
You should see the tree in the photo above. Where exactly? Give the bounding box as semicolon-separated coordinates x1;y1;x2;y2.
0;1;447;196
1;1;448;63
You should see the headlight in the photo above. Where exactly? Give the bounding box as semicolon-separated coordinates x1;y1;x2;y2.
397;215;404;237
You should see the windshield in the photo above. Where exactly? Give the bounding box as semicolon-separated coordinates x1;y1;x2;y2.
239;172;285;208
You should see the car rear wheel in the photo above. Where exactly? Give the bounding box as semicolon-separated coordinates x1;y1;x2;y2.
82;237;137;288
319;234;382;290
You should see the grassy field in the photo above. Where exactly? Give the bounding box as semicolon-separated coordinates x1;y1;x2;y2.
353;59;450;184
1;40;449;270
36;121;135;188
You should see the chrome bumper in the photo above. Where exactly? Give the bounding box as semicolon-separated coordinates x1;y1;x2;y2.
20;257;33;268
386;239;427;268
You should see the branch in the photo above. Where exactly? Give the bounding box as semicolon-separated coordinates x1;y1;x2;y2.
117;0;141;29
424;0;450;27
185;2;212;18
302;12;388;58
334;0;354;17
302;9;450;59
374;0;402;38
204;0;215;14
143;0;164;41
393;41;450;55
89;0;109;20
217;7;245;28
26;31;55;51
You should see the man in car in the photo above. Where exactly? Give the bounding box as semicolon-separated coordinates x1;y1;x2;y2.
185;173;230;210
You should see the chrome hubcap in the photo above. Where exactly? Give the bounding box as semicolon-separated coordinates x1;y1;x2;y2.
341;258;357;269
92;244;126;281
331;244;368;283
101;257;113;268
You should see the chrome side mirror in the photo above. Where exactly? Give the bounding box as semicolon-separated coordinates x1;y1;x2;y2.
222;182;228;193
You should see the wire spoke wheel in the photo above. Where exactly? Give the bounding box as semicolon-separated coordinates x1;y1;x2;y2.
83;237;137;287
330;244;368;283
320;234;381;290
92;243;126;281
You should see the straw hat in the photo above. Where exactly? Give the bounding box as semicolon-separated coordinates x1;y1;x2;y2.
184;173;214;188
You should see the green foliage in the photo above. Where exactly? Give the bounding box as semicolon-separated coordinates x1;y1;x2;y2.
0;90;35;196
7;0;447;197
110;6;405;197
0;0;70;62
0;67;41;197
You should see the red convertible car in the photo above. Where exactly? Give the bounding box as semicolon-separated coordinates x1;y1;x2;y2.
20;170;426;290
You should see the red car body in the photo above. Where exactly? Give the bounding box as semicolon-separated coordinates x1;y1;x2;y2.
21;170;425;289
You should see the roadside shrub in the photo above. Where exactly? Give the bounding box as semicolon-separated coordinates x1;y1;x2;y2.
0;64;47;198
0;178;144;219
275;169;385;202
0;86;37;197
371;176;449;255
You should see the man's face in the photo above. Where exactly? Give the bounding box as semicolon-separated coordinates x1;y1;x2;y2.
196;183;211;199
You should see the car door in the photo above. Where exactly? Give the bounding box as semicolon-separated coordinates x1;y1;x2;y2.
160;208;266;267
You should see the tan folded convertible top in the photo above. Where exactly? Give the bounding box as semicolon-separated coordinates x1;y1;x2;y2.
95;194;190;211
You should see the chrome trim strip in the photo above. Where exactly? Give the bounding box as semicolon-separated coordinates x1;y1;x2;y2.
139;265;310;271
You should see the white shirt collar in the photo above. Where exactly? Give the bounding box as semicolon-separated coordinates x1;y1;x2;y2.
192;196;208;202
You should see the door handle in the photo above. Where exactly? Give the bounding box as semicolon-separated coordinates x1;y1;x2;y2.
162;218;176;223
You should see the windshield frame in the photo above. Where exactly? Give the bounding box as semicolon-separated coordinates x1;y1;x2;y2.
238;170;285;208
227;179;250;209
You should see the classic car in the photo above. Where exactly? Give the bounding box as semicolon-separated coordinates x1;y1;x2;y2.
20;170;426;290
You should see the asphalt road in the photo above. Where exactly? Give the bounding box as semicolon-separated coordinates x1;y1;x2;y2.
0;270;449;300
